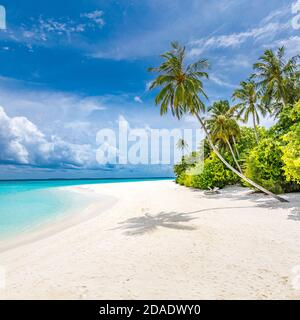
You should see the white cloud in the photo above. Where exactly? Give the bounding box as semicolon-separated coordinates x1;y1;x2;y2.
210;74;236;89
1;11;105;49
80;10;105;28
292;0;300;14
188;22;289;56
216;54;252;69
134;96;143;103
0;106;98;168
0;106;50;165
270;36;300;56
0;77;106;126
145;81;153;91
262;6;291;24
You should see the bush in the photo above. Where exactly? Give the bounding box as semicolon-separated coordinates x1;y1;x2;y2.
238;127;267;158
269;100;300;137
189;153;239;190
281;122;300;184
174;159;189;183
245;138;288;194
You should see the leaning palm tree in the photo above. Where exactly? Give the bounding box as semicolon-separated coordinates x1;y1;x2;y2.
232;80;266;144
148;42;287;202
206;102;243;173
253;47;300;116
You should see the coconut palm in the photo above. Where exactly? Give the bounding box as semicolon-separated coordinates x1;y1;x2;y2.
253;47;300;116
206;101;243;173
148;42;288;202
232;80;266;144
177;138;188;152
207;100;232;117
208;100;240;158
177;138;189;159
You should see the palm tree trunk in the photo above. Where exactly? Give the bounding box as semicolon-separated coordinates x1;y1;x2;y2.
194;113;288;203
253;112;259;145
226;139;243;174
232;136;240;159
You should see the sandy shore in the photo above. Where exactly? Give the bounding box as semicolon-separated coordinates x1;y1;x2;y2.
0;180;300;300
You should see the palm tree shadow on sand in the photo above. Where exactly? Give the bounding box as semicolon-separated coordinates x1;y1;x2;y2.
115;206;255;236
116;211;198;236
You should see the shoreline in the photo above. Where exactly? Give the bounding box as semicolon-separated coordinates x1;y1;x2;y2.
0;180;299;299
0;186;118;253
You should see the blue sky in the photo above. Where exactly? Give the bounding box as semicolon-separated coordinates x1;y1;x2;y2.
0;0;299;179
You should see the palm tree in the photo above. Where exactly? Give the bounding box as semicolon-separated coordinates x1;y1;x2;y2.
177;138;188;152
177;138;189;159
206;101;243;173
253;47;300;116
232;80;266;144
148;42;288;203
206;100;241;158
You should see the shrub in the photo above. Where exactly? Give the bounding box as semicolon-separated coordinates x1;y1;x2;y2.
174;159;189;183
281;122;300;184
174;152;199;183
269;100;300;137
238;127;267;155
190;153;240;190
244;138;287;194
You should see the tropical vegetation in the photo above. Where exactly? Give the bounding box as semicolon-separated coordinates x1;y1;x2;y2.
149;43;300;201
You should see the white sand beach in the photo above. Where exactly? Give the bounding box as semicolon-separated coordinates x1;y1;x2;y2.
0;180;300;300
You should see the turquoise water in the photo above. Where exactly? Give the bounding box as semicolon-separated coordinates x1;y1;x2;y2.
0;178;172;238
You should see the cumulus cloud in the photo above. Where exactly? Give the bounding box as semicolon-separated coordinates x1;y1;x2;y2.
0;106;98;169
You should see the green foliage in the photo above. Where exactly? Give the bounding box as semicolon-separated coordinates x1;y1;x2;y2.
269;102;300;137
174;162;188;183
244;138;286;193
232;80;266;127
206;100;240;148
281;102;300;183
243;101;300;193
174;152;198;183
253;47;300;115
176;153;239;190
148;42;209;119
193;153;239;189
281;123;300;183
237;127;259;157
174;101;300;194
174;159;192;184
